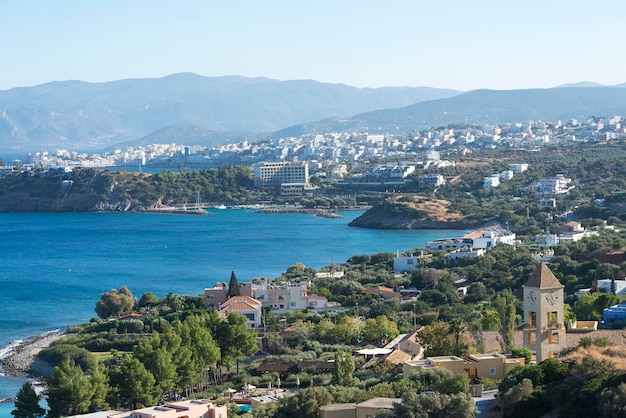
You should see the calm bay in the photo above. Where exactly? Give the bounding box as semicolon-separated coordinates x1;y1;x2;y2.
0;209;465;413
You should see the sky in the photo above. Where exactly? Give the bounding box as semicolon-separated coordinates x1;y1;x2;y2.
1;0;625;91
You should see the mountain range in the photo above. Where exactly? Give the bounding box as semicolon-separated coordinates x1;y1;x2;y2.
0;73;625;152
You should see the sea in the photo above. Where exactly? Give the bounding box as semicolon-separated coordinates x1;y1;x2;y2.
0;209;465;416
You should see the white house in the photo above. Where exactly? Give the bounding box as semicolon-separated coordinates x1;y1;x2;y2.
597;279;626;296
509;163;528;173
444;248;486;261
540;174;573;196
394;252;420;272
483;175;500;189
535;234;559;246
472;230;516;249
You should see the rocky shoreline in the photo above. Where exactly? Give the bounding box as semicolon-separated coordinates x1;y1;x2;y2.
0;330;66;378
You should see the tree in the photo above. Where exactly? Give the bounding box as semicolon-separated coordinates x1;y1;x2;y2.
391;392;476;418
137;292;159;308
417;321;455;356
493;289;517;352
216;312;258;374
175;314;221;391
501;378;534;417
11;382;45;418
511;347;533;365
110;356;157;410
133;334;177;396
331;351;357;386
598;383;626;418
275;387;333;418
95;286;135;319
88;365;110;412
227;271;240;297
362;315;399;344
47;360;94;417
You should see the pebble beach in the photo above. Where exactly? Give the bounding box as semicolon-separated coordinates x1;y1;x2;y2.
0;330;66;378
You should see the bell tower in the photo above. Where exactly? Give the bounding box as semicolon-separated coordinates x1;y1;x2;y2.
522;263;565;363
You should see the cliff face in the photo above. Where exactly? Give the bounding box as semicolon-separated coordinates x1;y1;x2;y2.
348;196;478;230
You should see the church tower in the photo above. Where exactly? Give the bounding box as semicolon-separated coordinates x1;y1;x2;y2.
522;263;566;363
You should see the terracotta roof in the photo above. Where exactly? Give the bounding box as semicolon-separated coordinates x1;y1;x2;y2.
305;295;327;300
364;286;395;294
221;302;260;312
220;296;262;310
384;349;412;365
524;263;563;289
463;231;483;239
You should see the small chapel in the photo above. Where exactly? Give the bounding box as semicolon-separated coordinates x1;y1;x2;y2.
522;263;566;363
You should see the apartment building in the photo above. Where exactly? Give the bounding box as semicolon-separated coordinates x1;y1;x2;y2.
253;161;309;187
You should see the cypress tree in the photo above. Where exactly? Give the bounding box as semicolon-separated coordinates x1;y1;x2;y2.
227;271;240;298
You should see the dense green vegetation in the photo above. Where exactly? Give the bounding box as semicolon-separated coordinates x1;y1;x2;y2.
39;289;257;416
31;220;626;417
21;142;626;417
496;338;626;418
356;143;626;235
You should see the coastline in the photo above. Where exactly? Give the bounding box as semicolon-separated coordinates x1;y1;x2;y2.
0;330;66;378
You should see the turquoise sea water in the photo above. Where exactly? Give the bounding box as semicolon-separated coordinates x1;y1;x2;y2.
0;209;465;415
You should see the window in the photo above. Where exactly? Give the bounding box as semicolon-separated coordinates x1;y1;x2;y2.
257;295;264;300
290;302;296;307
548;311;558;328
489;367;497;376
528;331;536;345
529;311;537;327
549;331;559;344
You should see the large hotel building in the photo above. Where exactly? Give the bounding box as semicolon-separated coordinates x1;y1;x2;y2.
253;161;309;187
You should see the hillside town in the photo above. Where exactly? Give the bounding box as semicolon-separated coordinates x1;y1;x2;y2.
16;115;626;174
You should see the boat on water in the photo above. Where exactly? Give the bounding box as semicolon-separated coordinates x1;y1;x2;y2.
213;204;228;209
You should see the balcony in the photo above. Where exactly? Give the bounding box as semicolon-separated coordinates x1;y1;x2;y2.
545;322;562;330
523;323;537;330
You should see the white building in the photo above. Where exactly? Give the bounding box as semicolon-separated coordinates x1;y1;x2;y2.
472;230;516;249
597;279;626;296
535;234;559;246
394;252;420;272
426;230;515;251
418;174;445;188
444;248;486;261
251;280;338;313
483;175;500;189
540;174;573;196
253;161;309;187
509;163;528;173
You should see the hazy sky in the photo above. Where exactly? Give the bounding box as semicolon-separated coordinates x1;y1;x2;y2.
1;0;625;91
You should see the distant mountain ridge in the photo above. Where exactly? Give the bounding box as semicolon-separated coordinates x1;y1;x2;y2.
1;73;625;153
277;86;626;135
0;73;460;152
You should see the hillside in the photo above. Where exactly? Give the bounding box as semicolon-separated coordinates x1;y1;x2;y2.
277;86;626;135
348;195;477;229
0;166;254;212
0;73;459;152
